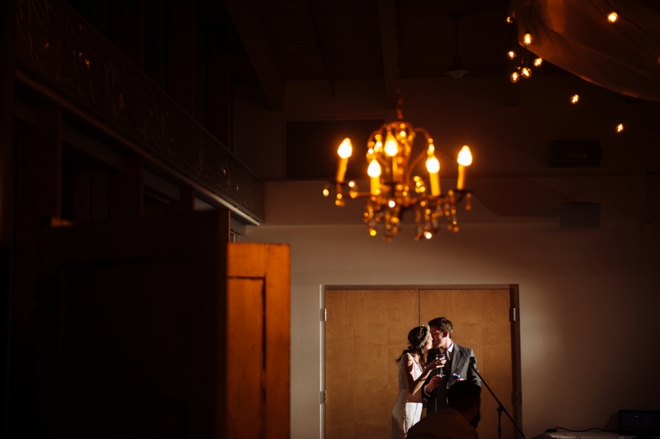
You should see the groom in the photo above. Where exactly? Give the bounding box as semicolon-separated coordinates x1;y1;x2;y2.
422;317;481;414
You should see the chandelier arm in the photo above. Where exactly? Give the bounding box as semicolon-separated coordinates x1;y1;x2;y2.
407;150;429;174
413;127;432;139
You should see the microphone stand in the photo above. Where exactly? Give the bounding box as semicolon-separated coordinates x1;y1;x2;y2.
469;357;527;439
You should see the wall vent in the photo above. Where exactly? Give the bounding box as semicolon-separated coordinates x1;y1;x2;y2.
286;119;383;179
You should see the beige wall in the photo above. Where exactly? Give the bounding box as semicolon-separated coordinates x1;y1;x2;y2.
233;76;660;439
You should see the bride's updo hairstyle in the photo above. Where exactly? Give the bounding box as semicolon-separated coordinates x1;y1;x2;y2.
395;325;431;364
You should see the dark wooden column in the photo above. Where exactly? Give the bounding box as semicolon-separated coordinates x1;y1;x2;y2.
109;156;144;220
0;0;17;435
168;0;196;114
206;23;232;148
108;0;145;69
12;104;63;437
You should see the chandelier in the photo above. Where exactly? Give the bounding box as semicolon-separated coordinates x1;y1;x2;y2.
323;112;474;241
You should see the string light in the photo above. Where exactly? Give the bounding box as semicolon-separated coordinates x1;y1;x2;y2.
517;8;660;136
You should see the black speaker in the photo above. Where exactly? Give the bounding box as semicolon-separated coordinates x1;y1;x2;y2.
549;140;601;167
560;202;601;228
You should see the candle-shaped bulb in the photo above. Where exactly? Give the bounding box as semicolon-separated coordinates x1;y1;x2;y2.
507;50;516;60
457;146;473;166
368;159;382;195
456;146;472;190
336;138;353;183
426;155;441;196
367;159;382;178
510;71;520;83
426;156;440;174
521;67;532;78
533;57;543;67
607;11;618;23
337;138;353;159
384;132;399;157
570;94;580;104
523;31;532;46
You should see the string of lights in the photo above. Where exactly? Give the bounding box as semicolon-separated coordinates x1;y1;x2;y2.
506;1;660;134
557;74;660;134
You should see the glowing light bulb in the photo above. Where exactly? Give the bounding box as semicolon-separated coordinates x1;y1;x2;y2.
426;155;441;196
367;159;381;178
388;199;396;208
369;228;377;237
533;57;543;67
424;231;433;240
510;71;520;83
521;67;532;78
457;146;473;167
384;133;398;157
322;187;330;196
571;94;580;104
523;31;533;46
507;50;516;60
506;16;514;24
368;159;382;195
335;138;353;183
425;156;440;174
337;138;352;159
616;123;624;133
607;11;618;23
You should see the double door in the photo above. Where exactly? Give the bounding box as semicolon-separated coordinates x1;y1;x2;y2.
325;287;521;439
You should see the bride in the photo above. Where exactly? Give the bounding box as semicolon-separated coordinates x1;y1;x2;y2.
391;325;444;439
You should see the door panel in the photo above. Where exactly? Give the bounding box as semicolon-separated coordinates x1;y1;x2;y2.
325;289;418;439
420;289;514;439
227;278;265;439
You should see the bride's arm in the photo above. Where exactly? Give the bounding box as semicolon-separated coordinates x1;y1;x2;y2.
406;355;442;395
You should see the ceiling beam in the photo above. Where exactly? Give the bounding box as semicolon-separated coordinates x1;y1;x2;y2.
377;0;398;110
224;0;284;111
307;0;336;96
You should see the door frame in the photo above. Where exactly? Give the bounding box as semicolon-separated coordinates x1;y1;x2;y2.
320;284;522;439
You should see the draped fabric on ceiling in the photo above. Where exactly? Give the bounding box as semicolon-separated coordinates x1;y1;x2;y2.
510;0;660;102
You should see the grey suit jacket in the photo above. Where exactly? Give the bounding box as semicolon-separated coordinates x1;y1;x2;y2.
423;343;481;415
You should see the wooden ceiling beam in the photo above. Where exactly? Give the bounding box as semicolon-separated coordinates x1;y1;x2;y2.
377;0;398;110
225;0;284;111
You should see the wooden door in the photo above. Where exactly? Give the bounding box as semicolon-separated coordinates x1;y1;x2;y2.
325;287;520;439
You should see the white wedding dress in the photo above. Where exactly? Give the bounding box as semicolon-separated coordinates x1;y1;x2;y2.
391;353;424;439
